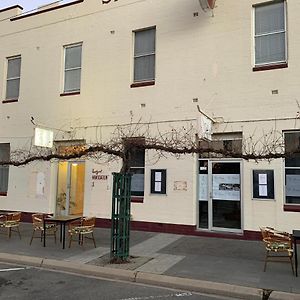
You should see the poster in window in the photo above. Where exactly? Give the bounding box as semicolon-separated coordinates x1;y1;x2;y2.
286;175;300;197
259;174;267;185
212;174;240;201
155;172;161;182
155;182;162;192
199;174;208;201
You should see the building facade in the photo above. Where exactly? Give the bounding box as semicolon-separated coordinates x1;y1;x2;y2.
0;0;299;238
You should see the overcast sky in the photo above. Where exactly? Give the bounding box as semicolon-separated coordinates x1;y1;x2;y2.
0;0;73;12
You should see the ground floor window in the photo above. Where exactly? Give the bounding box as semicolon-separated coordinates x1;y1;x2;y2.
284;131;300;204
0;143;10;195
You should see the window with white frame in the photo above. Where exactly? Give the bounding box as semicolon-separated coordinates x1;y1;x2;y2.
133;27;156;83
284;131;300;204
0;143;10;195
6;56;21;101
63;43;82;93
254;1;286;66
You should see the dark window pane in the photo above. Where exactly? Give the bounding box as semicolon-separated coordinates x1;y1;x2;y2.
65;45;82;69
134;55;155;82
199;201;208;229
6;78;20;100
285;132;300;167
212;200;241;229
7;57;21;78
0;143;10;193
134;28;155;56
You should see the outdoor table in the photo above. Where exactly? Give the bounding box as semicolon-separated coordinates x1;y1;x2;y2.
293;230;300;277
43;215;81;249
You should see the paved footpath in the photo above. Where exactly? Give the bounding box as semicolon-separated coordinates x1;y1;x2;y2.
0;224;300;300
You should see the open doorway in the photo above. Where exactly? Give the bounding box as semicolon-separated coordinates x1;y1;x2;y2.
56;161;85;216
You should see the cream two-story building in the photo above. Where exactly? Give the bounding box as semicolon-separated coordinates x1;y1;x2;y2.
0;0;299;238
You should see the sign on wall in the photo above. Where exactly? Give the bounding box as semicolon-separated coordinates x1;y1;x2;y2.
34;128;53;148
252;170;274;199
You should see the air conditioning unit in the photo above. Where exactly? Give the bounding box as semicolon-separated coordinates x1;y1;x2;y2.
199;0;216;12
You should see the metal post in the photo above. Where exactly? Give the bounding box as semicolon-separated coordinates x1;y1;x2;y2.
110;172;131;262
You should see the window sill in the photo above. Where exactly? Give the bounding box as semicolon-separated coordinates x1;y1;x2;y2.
284;204;300;212
131;81;155;88
0;192;8;196
60;91;80;97
2;99;18;104
253;62;288;72
131;196;144;203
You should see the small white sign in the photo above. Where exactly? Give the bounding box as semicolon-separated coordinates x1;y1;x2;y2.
259;185;268;197
259;174;267;185
155;172;162;182
34;128;54;148
155;182;162;192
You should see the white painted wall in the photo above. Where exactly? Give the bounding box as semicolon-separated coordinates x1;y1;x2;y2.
0;0;300;232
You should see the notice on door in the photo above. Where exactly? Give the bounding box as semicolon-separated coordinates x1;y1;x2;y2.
199;174;208;201
212;174;240;201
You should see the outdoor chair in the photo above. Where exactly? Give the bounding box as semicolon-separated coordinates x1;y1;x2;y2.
68;216;96;248
0;212;22;239
260;226;294;274
0;214;6;231
30;213;57;245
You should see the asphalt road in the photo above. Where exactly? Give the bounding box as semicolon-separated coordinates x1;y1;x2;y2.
0;263;237;300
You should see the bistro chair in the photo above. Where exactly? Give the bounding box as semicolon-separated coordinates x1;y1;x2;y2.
30;213;57;245
0;214;7;232
260;226;294;274
0;212;22;239
68;216;96;248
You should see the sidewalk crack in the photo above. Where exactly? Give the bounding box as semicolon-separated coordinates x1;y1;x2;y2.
133;271;139;282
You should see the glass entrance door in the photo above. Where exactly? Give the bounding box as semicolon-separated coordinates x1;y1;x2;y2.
56;162;85;216
198;160;242;232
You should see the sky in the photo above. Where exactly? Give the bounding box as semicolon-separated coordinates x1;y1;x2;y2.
0;0;73;13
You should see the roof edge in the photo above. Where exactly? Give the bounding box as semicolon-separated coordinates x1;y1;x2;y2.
11;0;84;21
0;5;23;13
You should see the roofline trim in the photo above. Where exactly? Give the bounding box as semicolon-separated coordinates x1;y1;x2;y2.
11;0;84;21
0;5;23;13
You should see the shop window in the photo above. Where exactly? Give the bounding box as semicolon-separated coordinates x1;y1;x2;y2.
284;131;300;204
124;138;145;201
0;143;10;195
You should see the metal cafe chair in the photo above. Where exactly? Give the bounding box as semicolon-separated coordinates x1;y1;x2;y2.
260;226;294;275
30;213;57;245
68;216;96;248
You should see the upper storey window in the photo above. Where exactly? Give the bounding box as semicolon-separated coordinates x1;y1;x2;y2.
254;1;286;67
133;27;156;85
63;43;82;94
5;56;21;101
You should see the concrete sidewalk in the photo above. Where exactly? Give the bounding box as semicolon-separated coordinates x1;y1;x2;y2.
0;223;299;300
